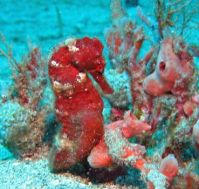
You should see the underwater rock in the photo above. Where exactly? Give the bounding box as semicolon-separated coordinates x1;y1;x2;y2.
105;69;132;109
48;37;113;171
0;101;45;158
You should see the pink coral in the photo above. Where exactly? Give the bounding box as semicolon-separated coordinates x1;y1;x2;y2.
88;111;151;169
105;4;155;120
159;154;178;182
192;94;199;105
88;110;180;188
143;38;193;97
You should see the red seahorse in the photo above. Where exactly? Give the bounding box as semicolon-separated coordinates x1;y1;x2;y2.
48;37;113;171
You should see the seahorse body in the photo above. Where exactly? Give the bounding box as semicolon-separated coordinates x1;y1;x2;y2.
48;37;112;171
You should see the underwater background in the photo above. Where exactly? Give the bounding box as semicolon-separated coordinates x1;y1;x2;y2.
0;0;199;188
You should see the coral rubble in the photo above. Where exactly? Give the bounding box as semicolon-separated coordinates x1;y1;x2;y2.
0;42;49;158
87;0;199;188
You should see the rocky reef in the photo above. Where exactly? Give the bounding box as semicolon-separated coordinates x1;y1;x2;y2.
0;0;199;188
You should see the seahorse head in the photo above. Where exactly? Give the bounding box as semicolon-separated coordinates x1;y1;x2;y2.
49;37;113;95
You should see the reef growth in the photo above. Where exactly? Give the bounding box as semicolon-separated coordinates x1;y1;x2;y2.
0;0;199;188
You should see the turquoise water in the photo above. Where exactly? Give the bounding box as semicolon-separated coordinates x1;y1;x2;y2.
0;0;199;188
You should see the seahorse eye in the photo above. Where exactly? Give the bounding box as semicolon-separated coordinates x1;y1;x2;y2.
159;61;166;71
